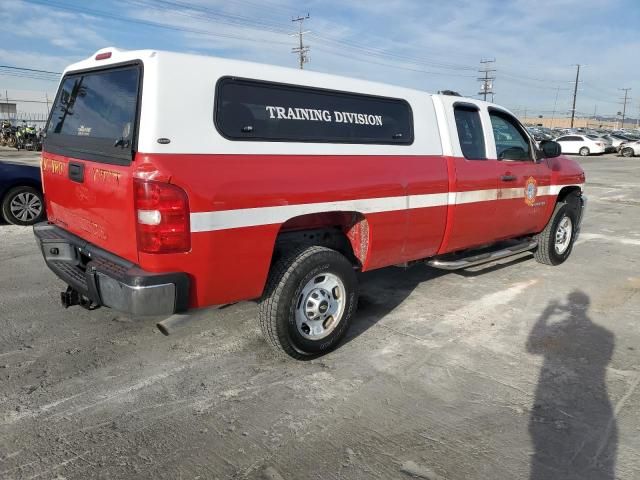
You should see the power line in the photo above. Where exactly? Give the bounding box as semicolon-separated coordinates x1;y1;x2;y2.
125;0;291;35
0;65;60;82
24;0;292;46
0;65;61;75
291;14;310;70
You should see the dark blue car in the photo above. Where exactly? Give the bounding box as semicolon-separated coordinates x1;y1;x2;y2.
0;161;45;225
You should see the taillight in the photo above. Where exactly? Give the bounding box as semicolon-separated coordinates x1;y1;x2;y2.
134;179;190;254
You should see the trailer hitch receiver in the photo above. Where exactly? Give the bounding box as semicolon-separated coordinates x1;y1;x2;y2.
60;286;98;310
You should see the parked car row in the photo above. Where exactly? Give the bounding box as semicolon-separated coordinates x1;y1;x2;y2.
526;125;640;157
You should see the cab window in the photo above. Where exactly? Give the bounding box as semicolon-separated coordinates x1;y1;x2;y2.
489;110;532;161
454;105;486;160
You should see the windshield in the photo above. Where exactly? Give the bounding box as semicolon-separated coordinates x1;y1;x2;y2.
45;64;140;165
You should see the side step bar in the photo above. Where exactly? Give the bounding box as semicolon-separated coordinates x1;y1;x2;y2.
426;239;538;271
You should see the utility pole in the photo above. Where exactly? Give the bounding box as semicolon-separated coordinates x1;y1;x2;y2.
477;58;496;101
550;86;561;129
291;14;310;70
619;88;631;129
570;64;582;128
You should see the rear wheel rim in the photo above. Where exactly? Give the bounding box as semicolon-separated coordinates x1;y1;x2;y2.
554;216;573;255
295;272;346;340
623;148;633;157
580;148;589;156
9;191;42;223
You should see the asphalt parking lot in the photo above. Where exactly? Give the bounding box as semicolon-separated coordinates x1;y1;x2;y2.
1;150;639;479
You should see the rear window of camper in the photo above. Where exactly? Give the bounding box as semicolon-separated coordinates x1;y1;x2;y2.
215;77;414;145
45;64;141;165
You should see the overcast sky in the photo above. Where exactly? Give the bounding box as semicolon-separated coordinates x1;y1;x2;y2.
1;0;638;119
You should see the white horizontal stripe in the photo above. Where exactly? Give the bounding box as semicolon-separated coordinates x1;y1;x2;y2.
499;187;526;200
408;192;450;209
191;195;409;233
455;189;498;205
547;184;583;195
190;183;584;232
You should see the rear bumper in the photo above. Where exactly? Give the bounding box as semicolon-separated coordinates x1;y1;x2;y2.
33;223;190;316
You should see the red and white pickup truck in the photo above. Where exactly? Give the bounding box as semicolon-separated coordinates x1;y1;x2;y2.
35;48;585;358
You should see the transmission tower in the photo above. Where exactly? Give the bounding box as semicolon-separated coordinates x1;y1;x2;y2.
291;14;310;69
478;58;496;101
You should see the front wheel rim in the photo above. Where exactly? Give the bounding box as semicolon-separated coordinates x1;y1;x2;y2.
554;216;573;255
9;192;42;223
295;272;346;340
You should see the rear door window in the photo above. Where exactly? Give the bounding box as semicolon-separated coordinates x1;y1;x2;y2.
45;64;141;165
215;77;414;144
454;106;486;160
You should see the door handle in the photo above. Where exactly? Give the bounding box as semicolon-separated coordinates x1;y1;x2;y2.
501;175;517;182
68;162;85;183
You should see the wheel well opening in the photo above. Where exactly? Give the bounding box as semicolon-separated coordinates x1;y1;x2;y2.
557;186;581;205
273;212;369;268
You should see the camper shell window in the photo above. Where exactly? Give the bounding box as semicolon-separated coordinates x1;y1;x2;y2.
44;62;142;165
215;77;414;145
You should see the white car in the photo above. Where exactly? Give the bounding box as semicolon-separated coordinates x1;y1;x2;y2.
554;134;606;156
619;140;640;157
604;134;634;150
586;134;614;152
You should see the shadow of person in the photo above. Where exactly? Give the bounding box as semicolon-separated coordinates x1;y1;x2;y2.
527;291;617;480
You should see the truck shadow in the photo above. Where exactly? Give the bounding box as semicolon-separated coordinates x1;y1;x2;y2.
526;291;617;480
344;253;534;344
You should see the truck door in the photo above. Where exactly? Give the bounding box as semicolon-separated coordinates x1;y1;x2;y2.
438;101;504;253
487;108;552;239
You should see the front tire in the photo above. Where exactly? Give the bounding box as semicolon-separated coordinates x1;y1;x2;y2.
1;186;45;226
579;147;590;156
534;199;579;266
258;246;358;359
622;147;634;158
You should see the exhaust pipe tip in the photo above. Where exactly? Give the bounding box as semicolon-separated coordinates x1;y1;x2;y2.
156;313;195;336
156;322;171;336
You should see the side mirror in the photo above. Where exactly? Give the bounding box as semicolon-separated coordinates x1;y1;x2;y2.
540;140;561;158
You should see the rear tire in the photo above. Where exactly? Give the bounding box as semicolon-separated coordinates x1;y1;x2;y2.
1;186;45;226
579;147;590;156
258;246;358;359
622;147;634;157
534;198;579;266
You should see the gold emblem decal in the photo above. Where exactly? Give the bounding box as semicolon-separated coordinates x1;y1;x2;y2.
93;168;122;185
525;176;538;206
42;157;66;176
